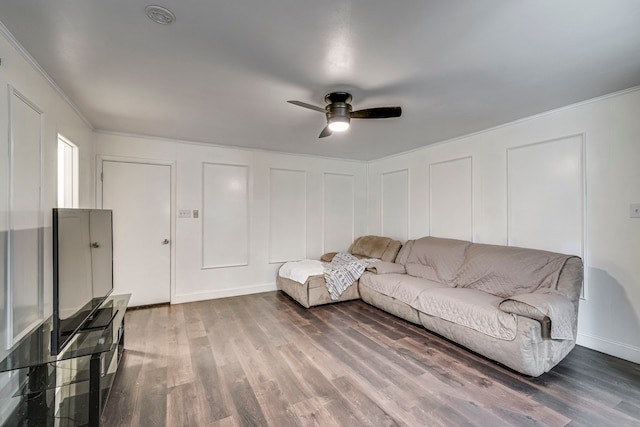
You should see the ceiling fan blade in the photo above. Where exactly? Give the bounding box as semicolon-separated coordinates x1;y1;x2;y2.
287;100;326;113
319;126;332;138
350;107;402;119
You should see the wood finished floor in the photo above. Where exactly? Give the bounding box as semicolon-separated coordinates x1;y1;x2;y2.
101;291;640;427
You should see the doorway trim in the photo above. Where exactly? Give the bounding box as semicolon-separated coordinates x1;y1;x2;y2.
96;155;176;304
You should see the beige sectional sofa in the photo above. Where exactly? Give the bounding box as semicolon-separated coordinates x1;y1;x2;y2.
279;235;583;377
360;236;583;376
277;235;402;308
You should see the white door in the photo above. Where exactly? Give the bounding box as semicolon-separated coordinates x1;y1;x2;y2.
102;161;171;307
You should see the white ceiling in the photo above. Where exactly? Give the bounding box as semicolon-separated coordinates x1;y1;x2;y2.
1;1;639;161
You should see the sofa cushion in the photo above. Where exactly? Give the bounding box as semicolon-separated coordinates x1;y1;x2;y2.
454;244;573;298
404;263;440;282
359;272;447;307
415;288;518;340
349;235;401;261
366;261;406;274
279;259;324;284
395;236;471;284
320;252;337;262
380;240;403;262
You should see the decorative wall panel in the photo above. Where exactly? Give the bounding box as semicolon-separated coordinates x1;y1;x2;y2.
508;134;584;258
381;169;409;241
8;88;43;347
323;173;354;253
269;169;306;262
202;163;249;268
429;157;473;241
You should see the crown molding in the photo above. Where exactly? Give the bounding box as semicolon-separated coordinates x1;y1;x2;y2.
94;129;368;164
0;21;94;130
373;85;640;163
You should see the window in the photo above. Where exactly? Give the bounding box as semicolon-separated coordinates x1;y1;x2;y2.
57;135;78;208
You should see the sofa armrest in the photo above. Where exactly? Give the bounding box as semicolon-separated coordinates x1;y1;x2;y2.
556;256;583;305
499;299;546;320
321;252;337;262
499;289;576;340
499;300;552;339
365;261;406;274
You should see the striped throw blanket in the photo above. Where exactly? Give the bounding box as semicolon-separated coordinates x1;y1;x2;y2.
324;252;378;300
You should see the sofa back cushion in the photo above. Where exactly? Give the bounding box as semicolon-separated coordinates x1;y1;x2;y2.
349;235;402;262
381;240;403;262
396;237;471;285
396;236;577;297
454;243;574;298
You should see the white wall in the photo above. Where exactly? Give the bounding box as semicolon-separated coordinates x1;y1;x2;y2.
367;88;640;364
94;133;368;304
0;25;95;420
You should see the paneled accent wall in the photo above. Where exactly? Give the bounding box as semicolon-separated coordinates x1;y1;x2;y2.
269;168;307;262
202;163;249;268
323;173;354;253
507;134;584;258
381;169;409;241
429;157;473;241
7;87;43;348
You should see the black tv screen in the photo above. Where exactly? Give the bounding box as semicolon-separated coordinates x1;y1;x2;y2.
52;208;114;355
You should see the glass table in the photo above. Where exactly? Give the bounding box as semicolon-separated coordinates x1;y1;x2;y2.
0;294;130;426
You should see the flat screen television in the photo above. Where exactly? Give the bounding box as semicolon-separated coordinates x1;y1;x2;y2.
51;208;114;355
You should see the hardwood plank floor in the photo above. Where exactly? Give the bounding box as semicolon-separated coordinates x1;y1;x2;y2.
102;291;640;427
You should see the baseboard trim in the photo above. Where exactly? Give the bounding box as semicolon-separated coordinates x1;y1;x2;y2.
172;283;278;305
577;332;640;364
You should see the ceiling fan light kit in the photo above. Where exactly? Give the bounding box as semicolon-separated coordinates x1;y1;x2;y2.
328;116;350;132
288;92;401;138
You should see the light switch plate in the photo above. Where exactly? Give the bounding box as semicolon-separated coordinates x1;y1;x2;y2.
631;204;640;218
192;210;199;219
178;209;192;218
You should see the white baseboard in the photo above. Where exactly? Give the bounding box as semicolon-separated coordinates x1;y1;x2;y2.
577;332;640;364
171;282;278;305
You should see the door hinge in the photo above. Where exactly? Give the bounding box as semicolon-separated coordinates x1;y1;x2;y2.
100;172;103;182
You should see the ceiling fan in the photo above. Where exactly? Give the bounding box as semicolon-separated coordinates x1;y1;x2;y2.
288;92;402;138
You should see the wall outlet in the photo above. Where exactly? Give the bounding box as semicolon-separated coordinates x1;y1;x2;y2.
631;204;640;218
178;209;192;218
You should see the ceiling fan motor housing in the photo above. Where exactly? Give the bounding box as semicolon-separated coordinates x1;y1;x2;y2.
326;102;352;119
325;92;352;122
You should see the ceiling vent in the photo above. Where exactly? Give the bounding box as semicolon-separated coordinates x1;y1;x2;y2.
145;5;176;25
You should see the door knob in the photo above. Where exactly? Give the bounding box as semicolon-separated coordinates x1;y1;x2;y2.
162;239;170;245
